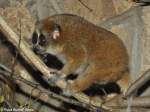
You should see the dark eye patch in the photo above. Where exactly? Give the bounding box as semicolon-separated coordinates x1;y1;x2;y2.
39;34;46;46
32;31;39;45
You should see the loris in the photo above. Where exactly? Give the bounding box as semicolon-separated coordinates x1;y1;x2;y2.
32;14;130;95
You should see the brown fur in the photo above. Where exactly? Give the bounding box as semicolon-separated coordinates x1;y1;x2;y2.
34;14;129;94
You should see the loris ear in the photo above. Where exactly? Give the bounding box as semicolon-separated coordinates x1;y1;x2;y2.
52;24;61;40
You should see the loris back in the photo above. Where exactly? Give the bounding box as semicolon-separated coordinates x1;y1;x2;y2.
34;14;129;94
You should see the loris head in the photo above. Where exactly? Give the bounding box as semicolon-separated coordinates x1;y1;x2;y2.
31;19;62;55
32;20;61;47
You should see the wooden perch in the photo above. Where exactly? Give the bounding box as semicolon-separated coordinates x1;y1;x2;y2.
125;68;150;97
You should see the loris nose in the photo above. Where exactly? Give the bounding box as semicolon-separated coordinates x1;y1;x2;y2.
33;45;46;55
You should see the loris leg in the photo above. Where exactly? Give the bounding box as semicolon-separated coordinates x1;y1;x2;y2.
69;65;129;96
69;73;95;93
104;73;130;102
49;60;78;80
58;47;87;77
68;65;96;93
117;72;130;95
59;59;81;77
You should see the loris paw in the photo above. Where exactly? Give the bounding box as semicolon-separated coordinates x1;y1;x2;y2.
50;75;60;83
50;71;67;78
63;88;72;96
47;71;66;84
63;80;75;96
63;80;82;96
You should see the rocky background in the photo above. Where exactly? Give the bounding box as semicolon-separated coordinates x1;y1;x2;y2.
0;0;150;111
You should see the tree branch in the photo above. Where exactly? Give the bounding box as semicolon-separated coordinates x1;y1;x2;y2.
103;95;150;108
0;65;99;111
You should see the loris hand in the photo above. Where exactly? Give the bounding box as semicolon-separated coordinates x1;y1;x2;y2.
63;80;75;96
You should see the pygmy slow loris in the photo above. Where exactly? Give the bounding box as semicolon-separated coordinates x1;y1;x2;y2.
32;14;130;95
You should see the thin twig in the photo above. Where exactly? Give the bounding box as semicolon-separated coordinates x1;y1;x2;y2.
10;18;23;107
77;0;93;12
0;70;16;91
103;95;150;108
0;64;11;72
125;69;150;97
10;18;22;78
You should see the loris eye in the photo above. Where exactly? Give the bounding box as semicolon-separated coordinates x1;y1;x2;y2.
52;24;61;40
39;34;46;46
32;32;39;45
